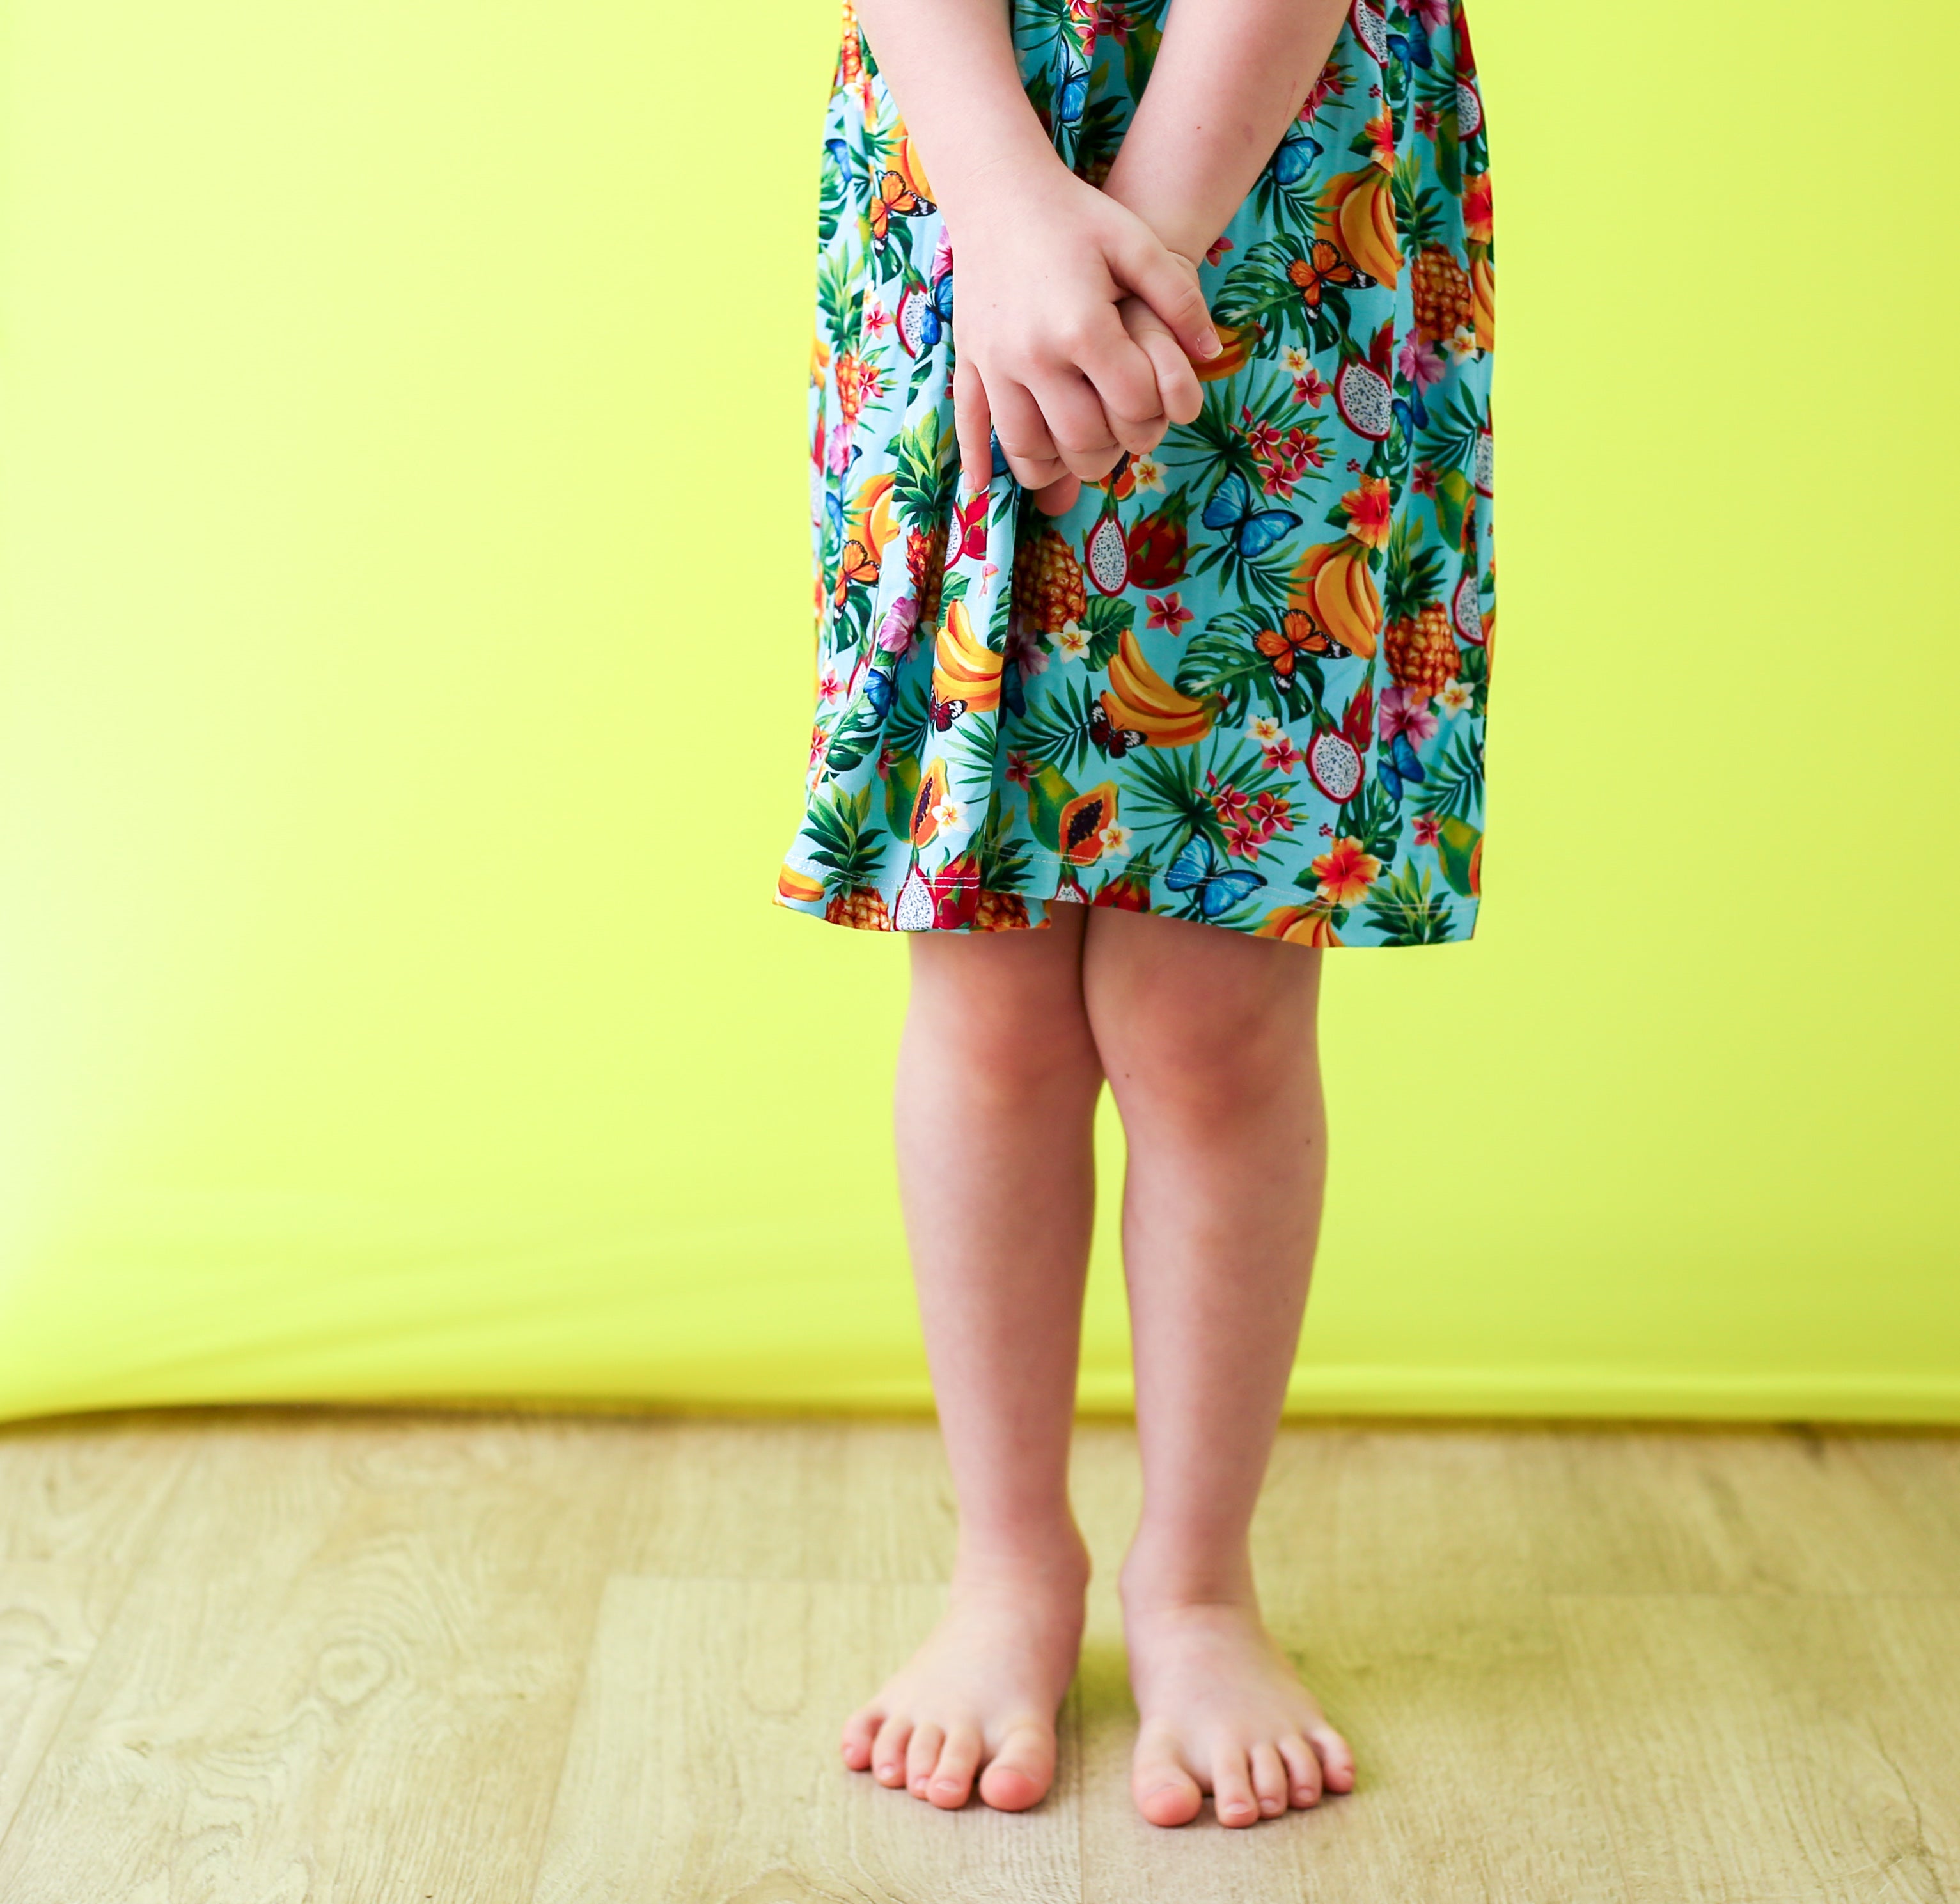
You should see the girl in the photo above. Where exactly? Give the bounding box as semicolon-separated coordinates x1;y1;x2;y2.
776;0;1493;1830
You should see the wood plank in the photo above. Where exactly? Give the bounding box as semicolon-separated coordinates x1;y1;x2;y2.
1077;1578;1624;1903
532;1577;1081;1904
0;1411;625;1904
1842;1435;1960;1580
1553;1593;1956;1903
611;1419;958;1582
1515;1428;1957;1597
0;1566;120;1847
0;1412;198;1567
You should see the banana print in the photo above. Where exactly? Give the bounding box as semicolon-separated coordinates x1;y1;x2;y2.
778;0;1495;947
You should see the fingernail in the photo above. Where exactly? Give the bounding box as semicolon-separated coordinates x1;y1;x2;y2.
1196;329;1223;358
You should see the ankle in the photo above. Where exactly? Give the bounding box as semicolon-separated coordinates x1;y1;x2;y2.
952;1519;1092;1597
1117;1533;1258;1617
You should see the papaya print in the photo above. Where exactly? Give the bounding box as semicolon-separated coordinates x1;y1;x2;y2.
776;0;1495;947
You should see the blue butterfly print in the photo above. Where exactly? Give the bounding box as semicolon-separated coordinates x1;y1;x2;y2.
1201;471;1303;560
1271;123;1324;187
1377;729;1427;799
1387;21;1434;68
861;666;894;718
1165;833;1267;920
1052;54;1090;128
916;270;955;352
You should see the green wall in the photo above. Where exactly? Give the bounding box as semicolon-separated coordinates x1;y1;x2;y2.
3;1;1956;1426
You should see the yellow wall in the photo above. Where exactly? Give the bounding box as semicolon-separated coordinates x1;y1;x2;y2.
2;0;1956;1426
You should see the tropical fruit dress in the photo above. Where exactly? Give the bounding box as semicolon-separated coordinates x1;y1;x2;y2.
775;0;1494;946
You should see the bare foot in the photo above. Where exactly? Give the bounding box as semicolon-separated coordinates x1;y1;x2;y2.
1122;1587;1354;1829
840;1538;1089;1811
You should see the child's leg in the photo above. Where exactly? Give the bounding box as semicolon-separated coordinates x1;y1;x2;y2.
840;906;1102;1812
1081;908;1356;1829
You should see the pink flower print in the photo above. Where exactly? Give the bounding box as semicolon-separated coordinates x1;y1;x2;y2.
1412;812;1443;849
875;597;919;654
1292;365;1332;407
1003;619;1049;678
1379;685;1439;746
1146;592;1193;634
1247;791;1294;838
1225;821;1263;860
1006;749;1034;789
1211;783;1251;828
825;423;854;475
1398;332;1446;397
1261;734;1303;774
1205;234;1234;267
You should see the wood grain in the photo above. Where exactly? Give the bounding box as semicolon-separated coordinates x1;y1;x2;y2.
0;1412;625;1903
1554;1593;1958;1903
0;1409;1952;1902
533;1578;1081;1904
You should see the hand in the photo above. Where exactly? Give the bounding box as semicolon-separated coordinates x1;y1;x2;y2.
945;157;1220;504
1023;281;1210;517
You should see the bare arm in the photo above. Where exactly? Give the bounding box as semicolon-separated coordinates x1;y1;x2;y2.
1101;0;1351;264
851;0;1219;503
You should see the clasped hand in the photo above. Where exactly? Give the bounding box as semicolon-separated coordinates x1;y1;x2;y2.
946;157;1220;518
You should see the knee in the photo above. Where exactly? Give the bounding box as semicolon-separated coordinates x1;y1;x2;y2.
1101;984;1313;1128
904;965;1102;1108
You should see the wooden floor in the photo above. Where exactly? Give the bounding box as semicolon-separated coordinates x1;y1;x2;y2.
0;1410;1955;1901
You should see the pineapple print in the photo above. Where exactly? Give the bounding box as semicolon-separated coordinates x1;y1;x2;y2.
1406;186;1474;347
973;798;1035;931
1013;526;1088;636
891;415;953;627
803;785;893;930
1383;523;1459;697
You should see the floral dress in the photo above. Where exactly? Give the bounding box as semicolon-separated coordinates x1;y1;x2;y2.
775;0;1494;946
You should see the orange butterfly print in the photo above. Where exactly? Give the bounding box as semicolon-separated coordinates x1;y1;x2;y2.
1255;609;1351;677
1287;239;1365;309
867;139;935;245
832;537;881;605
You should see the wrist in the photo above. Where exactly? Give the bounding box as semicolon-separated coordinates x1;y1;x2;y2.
1097;169;1218;269
927;139;1075;233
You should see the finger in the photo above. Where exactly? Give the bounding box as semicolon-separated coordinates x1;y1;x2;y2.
1032;473;1081;517
1110;230;1219;363
1134;320;1203;427
953;356;994;494
1023;368;1125;484
1078;333;1170;455
989;379;1070;492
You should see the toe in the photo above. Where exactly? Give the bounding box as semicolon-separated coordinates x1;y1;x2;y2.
927;1723;984;1809
976;1719;1054;1812
1308;1719;1356;1794
1210;1745;1261;1829
905;1721;945;1798
1133;1727;1203;1829
870;1713;913;1788
1278;1732;1323;1808
841;1704;882;1772
1250;1742;1289;1818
